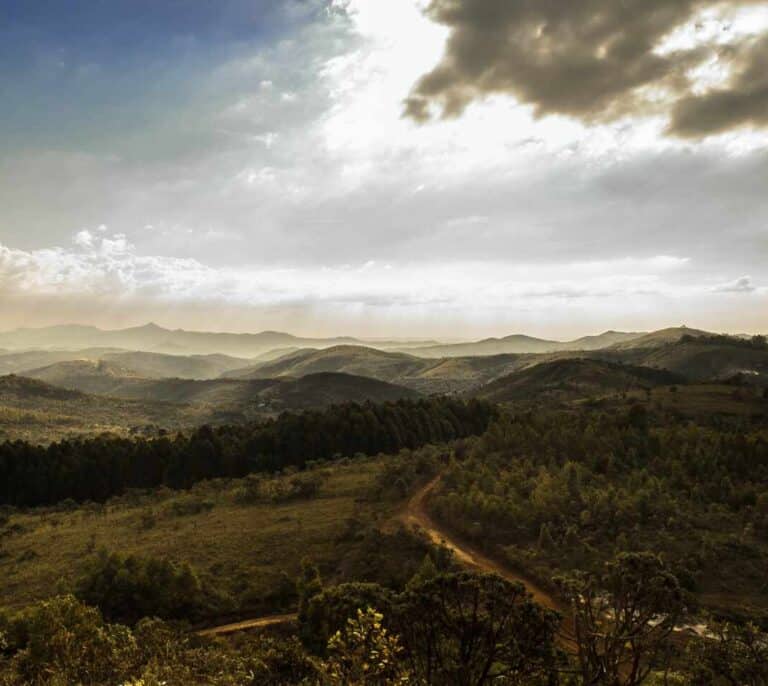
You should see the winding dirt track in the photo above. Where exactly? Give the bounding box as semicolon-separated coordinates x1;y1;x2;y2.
399;475;563;613
197;612;297;637
198;475;562;636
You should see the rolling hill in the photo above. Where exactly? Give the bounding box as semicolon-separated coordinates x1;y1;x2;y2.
407;330;645;358
73;372;420;409
222;345;527;393
473;358;684;403
0;323;433;357
11;357;421;440
223;345;431;381
100;350;253;379
633;338;768;383
0;375;220;443
606;326;711;351
1;348;253;381
0;368;421;444
0;348;124;375
24;359;147;396
256;372;421;409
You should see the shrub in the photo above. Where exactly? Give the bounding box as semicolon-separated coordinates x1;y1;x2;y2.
75;549;220;624
166;497;215;517
301;583;396;655
10;595;137;685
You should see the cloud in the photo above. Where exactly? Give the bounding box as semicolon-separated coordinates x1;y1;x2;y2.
2;233;767;336
405;0;768;137
1;0;767;339
713;275;757;292
73;229;95;249
0;233;701;307
670;34;768;136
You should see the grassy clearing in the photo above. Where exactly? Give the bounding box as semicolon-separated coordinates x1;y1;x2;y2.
495;379;767;421
0;457;393;615
595;383;767;419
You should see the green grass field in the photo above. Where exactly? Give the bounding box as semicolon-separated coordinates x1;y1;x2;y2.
595;383;767;418
0;457;400;615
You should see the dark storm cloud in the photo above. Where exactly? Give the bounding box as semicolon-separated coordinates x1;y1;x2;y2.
404;0;768;137
670;34;768;136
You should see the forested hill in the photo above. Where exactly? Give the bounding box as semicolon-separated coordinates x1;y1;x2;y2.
0;397;495;507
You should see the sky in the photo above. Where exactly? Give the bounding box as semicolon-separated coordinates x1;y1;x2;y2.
1;0;767;339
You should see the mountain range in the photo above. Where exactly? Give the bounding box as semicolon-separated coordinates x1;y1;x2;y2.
0;322;724;359
0;323;437;357
2;323;766;444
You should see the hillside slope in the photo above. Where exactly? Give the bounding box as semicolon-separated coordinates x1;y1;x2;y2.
473;358;683;402
92;373;419;409
223;345;430;381
24;360;148;396
0;375;218;442
101;351;253;379
257;372;421;409
607;326;711;351
409;330;645;358
223;345;525;393
636;340;768;382
0;348;123;375
0;323;431;357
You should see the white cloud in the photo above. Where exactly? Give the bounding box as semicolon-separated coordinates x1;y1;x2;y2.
73;229;95;248
2;233;766;336
0;233;718;308
713;275;757;293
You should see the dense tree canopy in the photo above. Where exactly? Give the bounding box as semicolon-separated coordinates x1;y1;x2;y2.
429;405;768;620
0;397;495;507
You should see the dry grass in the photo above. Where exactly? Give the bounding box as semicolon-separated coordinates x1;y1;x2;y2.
622;383;767;418
0;458;389;612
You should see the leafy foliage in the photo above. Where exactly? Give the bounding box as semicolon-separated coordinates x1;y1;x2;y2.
319;607;411;685
75;549;222;624
686;620;768;685
4;595;136;685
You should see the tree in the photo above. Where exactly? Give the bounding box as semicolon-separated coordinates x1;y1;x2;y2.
686;621;768;686
558;553;686;686
11;595;137;685
297;558;323;626
301;582;395;655
538;523;557;551
406;554;439;589
397;572;561;685
75;549;210;624
319;607;411;685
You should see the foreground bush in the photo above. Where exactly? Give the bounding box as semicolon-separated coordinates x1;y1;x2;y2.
3;595;136;685
75;549;227;624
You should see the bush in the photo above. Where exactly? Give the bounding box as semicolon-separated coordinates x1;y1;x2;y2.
301;583;396;655
166;497;215;517
75;549;224;624
9;595;137;685
263;472;325;503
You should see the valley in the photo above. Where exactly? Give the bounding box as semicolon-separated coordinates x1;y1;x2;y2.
1;322;767;685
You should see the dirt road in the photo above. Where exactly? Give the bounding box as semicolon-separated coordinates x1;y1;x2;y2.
199;474;563;636
398;475;564;613
197;612;297;637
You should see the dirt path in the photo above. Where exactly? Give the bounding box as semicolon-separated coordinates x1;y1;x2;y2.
199;474;564;637
398;475;564;613
197;612;297;637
